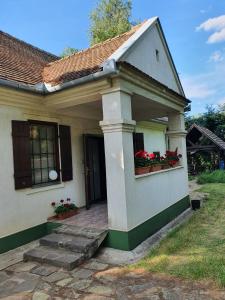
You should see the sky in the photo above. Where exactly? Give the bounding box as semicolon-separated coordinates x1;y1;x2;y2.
1;0;225;116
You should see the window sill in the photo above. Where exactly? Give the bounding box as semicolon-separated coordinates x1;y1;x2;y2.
26;183;65;195
135;166;183;179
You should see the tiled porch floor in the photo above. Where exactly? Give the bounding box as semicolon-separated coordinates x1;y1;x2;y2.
56;202;108;229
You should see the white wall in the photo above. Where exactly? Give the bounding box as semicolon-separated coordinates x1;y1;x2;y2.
136;121;167;155
0;105;100;238
128;167;189;230
121;24;181;94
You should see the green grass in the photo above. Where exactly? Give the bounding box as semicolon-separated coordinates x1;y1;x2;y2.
197;170;225;184
130;183;225;287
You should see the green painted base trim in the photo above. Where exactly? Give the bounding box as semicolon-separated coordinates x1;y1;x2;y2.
105;195;190;251
0;222;61;254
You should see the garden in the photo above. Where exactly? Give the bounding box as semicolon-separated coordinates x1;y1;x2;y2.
130;176;225;287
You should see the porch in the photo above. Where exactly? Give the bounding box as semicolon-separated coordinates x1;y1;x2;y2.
45;63;190;250
56;203;108;230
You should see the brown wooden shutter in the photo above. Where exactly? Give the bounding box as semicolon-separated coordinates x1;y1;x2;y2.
133;132;144;154
59;125;73;181
12;120;32;189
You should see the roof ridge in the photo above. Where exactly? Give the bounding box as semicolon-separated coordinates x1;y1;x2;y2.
47;21;145;67
0;30;59;60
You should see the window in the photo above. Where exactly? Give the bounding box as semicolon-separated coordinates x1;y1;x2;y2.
155;49;159;62
29;121;59;186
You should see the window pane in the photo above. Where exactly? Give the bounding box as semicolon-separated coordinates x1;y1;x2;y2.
34;169;42;184
41;140;47;153
47;127;54;139
33;155;41;169
48;155;55;168
33;140;40;154
40;126;47;139
42;169;48;182
41;155;48;168
30;126;39;139
47;140;54;153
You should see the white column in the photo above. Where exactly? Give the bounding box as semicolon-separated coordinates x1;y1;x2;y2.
167;112;189;193
100;90;136;232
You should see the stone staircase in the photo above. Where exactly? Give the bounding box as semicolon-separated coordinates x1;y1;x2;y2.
24;225;108;270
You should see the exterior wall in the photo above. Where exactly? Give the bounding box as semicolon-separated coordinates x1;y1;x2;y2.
136;121;167;154
121;24;181;94
128;167;189;230
0;104;100;238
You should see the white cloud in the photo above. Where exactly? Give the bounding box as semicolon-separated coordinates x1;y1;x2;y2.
197;15;225;44
197;15;225;31
181;76;216;99
208;27;225;43
209;50;224;62
180;57;225;104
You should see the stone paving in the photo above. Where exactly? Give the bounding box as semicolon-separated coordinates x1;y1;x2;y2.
1;258;225;299
57;203;108;230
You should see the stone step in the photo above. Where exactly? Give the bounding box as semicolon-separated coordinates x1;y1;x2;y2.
54;225;107;241
40;233;98;258
24;246;84;270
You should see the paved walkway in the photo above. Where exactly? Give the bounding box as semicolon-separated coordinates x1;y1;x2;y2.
1;183;225;299
1;257;225;299
56;203;108;230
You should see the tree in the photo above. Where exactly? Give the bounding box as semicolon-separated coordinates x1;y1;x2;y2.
185;104;225;140
60;47;79;58
90;0;132;45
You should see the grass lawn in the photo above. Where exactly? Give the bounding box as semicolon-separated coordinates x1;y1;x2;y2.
131;183;225;287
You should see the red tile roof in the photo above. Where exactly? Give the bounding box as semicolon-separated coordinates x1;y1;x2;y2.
42;23;143;86
0;31;58;85
0;23;143;87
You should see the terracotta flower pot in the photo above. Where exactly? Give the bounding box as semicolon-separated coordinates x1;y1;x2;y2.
150;164;162;172
135;166;150;175
56;209;78;220
162;164;171;170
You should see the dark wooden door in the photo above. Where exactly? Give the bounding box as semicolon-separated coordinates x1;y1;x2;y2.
83;135;107;209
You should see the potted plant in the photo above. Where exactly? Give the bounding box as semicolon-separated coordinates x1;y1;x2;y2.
51;198;78;220
165;148;182;167
135;150;150;175
149;152;162;172
160;156;171;170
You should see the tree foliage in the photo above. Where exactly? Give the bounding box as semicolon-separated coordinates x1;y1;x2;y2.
185;104;225;140
90;0;132;45
60;47;79;58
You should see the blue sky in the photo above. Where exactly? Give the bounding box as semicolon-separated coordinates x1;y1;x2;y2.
1;0;225;115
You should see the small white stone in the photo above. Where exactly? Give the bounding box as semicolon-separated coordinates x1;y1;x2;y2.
32;291;50;300
56;277;73;287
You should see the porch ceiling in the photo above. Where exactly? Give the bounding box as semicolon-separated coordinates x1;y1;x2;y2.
58;94;177;121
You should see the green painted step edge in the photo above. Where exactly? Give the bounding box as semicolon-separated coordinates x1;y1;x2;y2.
0;222;62;254
104;195;190;251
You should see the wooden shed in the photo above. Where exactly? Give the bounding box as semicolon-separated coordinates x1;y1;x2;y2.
186;124;225;174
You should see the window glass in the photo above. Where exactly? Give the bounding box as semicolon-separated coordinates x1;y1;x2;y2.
30;122;59;186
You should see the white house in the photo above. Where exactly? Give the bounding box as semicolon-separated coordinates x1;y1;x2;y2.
0;17;190;253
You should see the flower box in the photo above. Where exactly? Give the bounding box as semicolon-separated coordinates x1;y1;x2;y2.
161;164;171;170
56;209;78;220
135;166;150;175
50;198;78;220
150;164;162;172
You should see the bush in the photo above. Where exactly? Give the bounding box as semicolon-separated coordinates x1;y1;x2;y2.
197;170;225;184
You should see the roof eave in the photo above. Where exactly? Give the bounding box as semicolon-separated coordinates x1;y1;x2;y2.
0;59;118;94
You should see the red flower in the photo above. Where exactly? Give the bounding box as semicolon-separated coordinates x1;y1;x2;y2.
135;150;148;158
148;153;155;159
51;202;56;206
60;199;64;203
